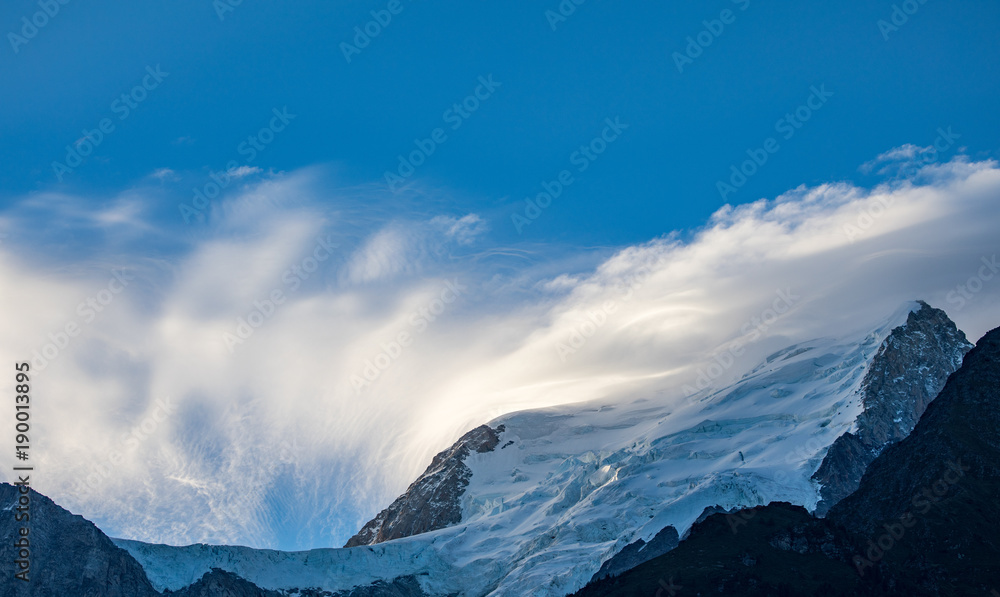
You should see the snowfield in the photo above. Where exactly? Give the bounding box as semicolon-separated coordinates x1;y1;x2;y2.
116;302;919;596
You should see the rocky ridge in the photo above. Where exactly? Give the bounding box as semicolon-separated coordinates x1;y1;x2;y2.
571;325;1000;596
589;524;679;582
345;424;504;547
0;483;159;597
812;301;971;515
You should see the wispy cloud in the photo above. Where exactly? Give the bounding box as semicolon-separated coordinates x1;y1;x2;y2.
0;153;997;551
149;168;179;182
859;128;963;176
227;165;262;179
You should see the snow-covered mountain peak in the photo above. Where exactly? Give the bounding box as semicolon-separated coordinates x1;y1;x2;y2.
114;300;970;597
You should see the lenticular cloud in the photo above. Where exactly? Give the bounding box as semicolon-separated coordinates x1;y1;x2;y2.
0;154;997;550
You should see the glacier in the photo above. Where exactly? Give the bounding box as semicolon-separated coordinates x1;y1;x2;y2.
115;300;940;596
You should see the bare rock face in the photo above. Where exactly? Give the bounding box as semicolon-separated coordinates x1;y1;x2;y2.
828;325;1000;591
164;569;428;597
0;481;432;597
590;524;679;582
164;568;281;597
812;301;971;515
570;503;865;597
345;424;504;547
0;483;159;597
329;576;429;597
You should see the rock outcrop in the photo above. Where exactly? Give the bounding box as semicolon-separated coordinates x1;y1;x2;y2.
0;485;433;596
571;502;867;596
345;424;504;547
812;301;971;515
163;568;281;597
162;569;428;597
0;483;159;597
590;524;679;582
828;325;1000;591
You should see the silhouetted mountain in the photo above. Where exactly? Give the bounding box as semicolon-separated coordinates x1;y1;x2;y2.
0;483;158;597
589;524;679;583
828;324;1000;593
0;485;429;596
164;568;281;597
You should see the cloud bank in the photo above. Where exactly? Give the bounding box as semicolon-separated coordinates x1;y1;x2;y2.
0;155;998;550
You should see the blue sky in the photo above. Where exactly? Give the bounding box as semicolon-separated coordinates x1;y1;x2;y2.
3;0;998;248
2;1;1000;551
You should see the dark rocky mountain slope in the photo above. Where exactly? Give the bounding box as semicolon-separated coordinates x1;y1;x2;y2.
345;424;504;547
827;322;1000;592
0;483;159;597
589;524;679;583
162;569;428;597
0;484;430;596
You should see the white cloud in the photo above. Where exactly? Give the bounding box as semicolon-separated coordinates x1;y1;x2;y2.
431;214;488;245
0;154;998;551
868;143;930;164
342;227;414;285
149;168;179;182
860;134;961;176
227;165;262;179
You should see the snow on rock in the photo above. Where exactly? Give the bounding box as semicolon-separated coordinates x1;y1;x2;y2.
116;301;963;596
345;424;504;547
112;536;460;595
811;300;972;514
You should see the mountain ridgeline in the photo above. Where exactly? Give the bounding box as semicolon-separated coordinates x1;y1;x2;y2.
345;424;504;547
812;301;972;515
1;301;993;596
0;484;159;597
571;324;1000;596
